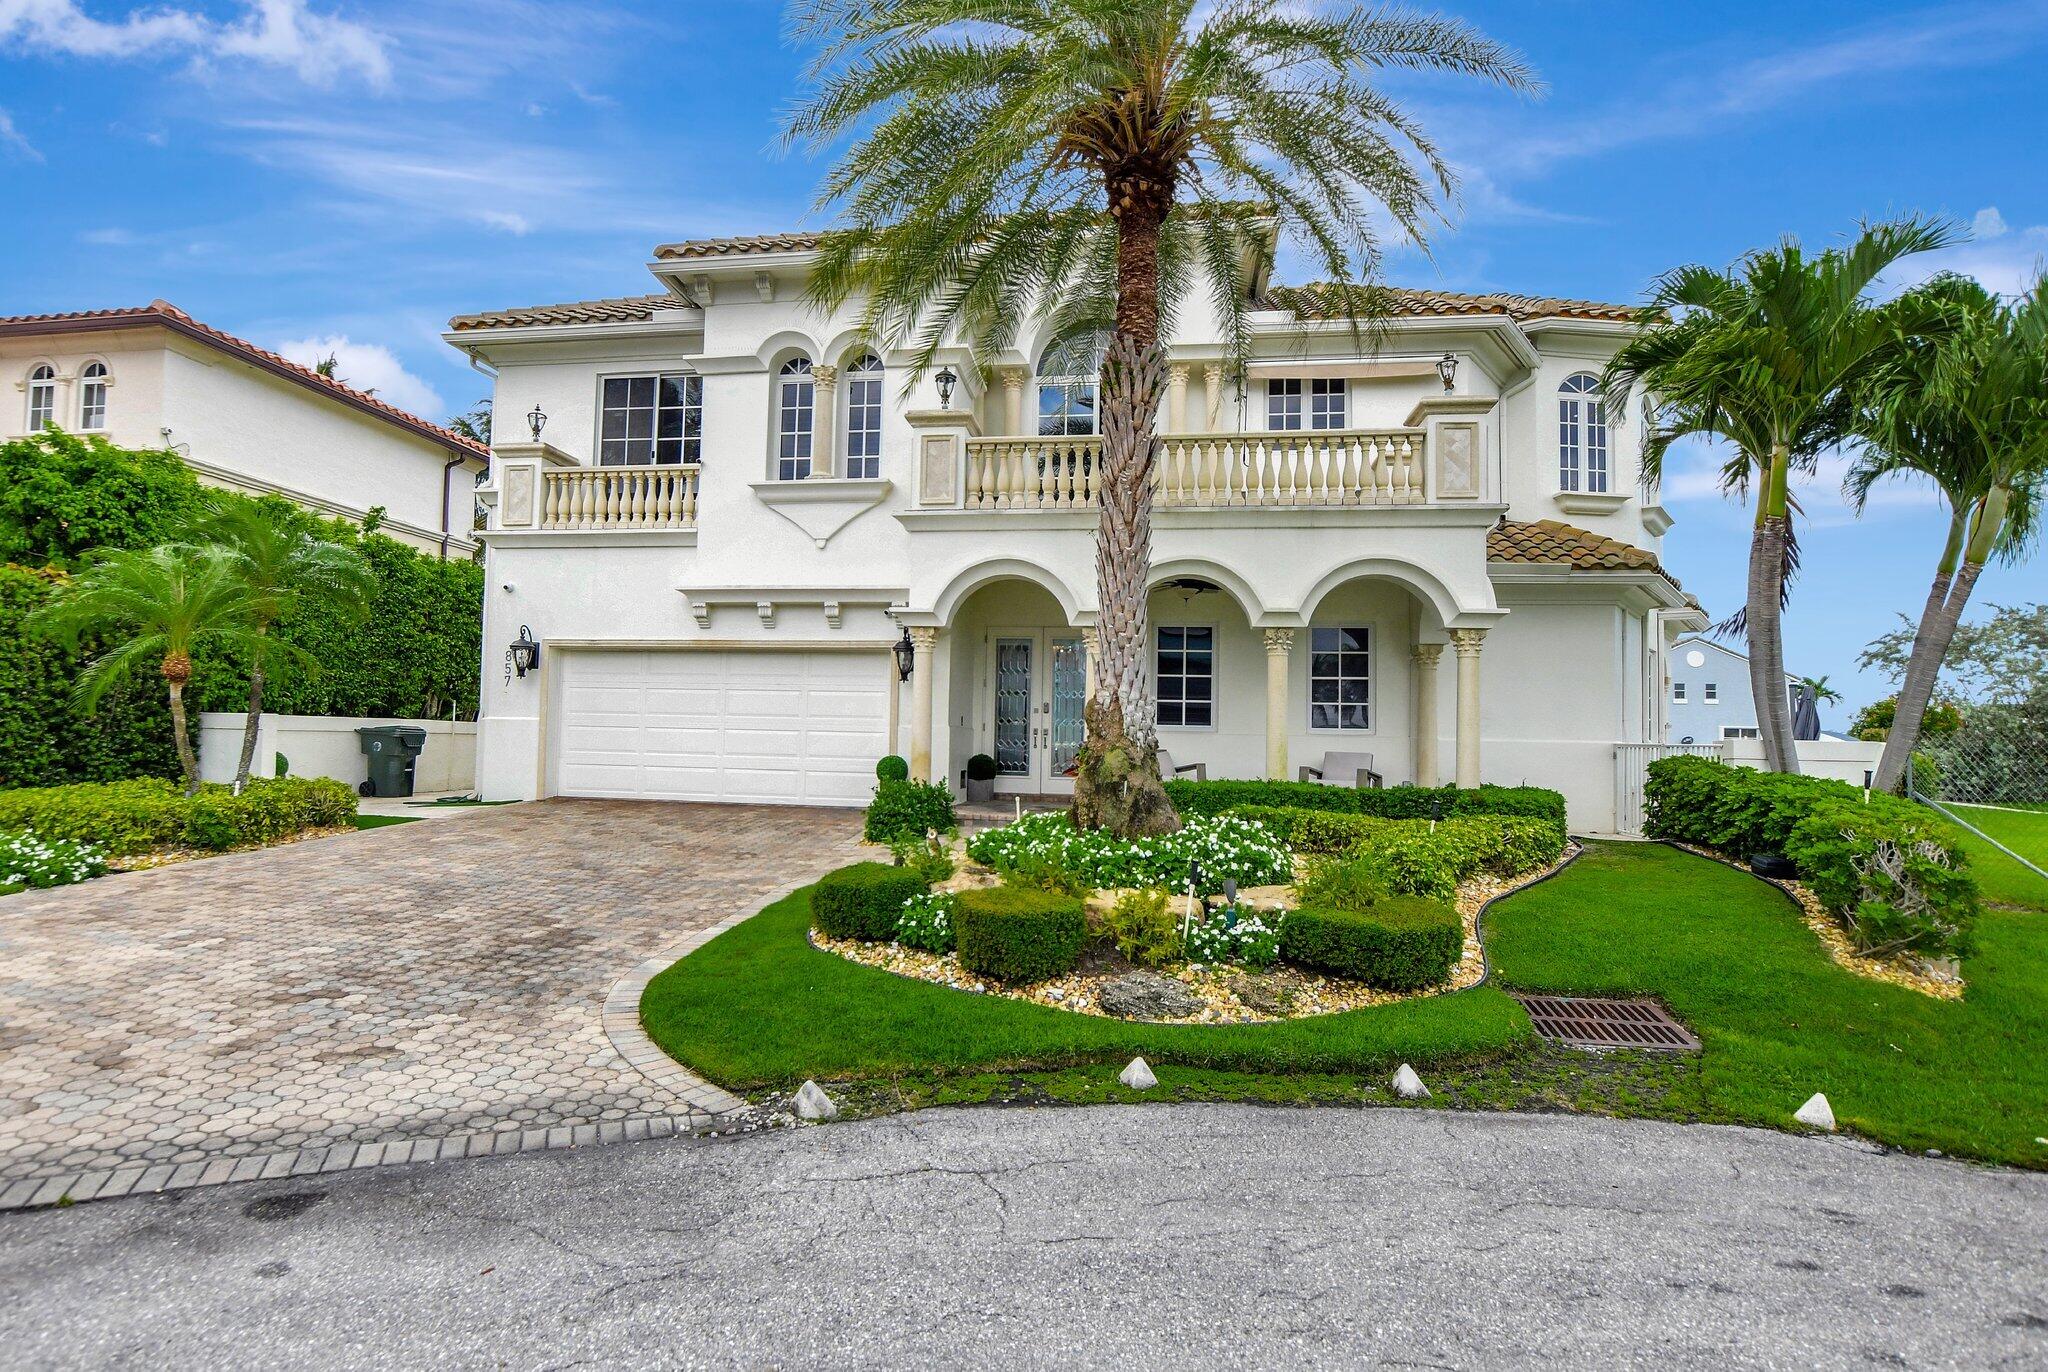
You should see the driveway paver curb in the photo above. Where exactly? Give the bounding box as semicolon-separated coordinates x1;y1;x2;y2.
601;916;757;1119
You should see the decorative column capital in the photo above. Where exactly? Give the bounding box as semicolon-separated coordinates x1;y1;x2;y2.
1262;627;1295;655
1449;627;1487;657
908;625;939;652
1410;642;1444;668
1203;361;1226;382
1168;361;1190;383
1001;367;1026;393
812;363;839;389
1079;625;1099;650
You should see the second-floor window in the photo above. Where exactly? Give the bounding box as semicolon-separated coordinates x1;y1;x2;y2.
25;364;55;431
600;372;701;466
1704;682;1719;704
1559;372;1608;493
79;361;108;431
1037;329;1105;436
777;357;815;479
1267;377;1346;431
1672;681;1687;703
844;352;882;479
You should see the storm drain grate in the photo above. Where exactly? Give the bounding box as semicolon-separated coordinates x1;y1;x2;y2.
1513;995;1701;1052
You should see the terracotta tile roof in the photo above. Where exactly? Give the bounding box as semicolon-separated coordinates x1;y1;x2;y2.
1488;518;1679;586
1260;282;1638;324
0;301;487;458
653;231;832;260
447;295;676;332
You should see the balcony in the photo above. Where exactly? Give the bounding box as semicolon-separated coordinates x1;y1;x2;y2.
962;430;1427;510
539;463;700;529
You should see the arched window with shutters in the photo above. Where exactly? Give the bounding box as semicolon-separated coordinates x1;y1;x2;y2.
776;356;815;479
843;352;883;479
1558;372;1608;493
1035;329;1107;436
79;361;109;431
25;364;55;432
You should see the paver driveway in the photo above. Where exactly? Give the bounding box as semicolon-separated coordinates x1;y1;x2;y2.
0;800;865;1199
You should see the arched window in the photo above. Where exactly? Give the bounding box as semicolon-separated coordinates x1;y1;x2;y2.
1558;372;1608;493
1036;329;1107;436
25;364;55;432
843;352;883;479
776;356;815;480
79;361;108;431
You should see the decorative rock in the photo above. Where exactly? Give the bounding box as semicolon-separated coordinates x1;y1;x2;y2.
793;1080;839;1121
1794;1092;1836;1131
1119;1057;1157;1090
1097;971;1205;1021
1391;1064;1430;1100
1225;973;1293;1016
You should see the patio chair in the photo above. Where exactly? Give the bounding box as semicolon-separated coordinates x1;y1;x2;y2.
1157;749;1207;782
1298;751;1382;788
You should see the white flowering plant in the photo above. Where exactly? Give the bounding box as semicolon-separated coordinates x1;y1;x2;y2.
895;891;957;953
0;830;108;891
1181;907;1283;968
966;812;1291;895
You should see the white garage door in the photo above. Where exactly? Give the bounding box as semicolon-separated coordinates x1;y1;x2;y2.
552;649;889;806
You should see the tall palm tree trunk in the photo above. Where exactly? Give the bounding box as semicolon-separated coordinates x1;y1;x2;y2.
235;657;267;793
1073;181;1179;837
162;654;201;796
1748;450;1799;773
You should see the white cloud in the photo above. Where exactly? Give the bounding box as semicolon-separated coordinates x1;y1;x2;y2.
1883;207;2048;298
1659;434;1947;529
273;334;445;418
0;106;40;161
0;0;390;89
1972;206;2009;239
78;226;138;245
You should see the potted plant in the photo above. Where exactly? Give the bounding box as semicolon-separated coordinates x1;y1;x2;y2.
964;753;997;803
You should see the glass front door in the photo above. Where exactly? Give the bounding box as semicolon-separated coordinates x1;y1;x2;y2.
990;630;1088;794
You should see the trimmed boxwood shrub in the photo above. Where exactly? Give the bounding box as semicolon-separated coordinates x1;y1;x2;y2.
875;755;910;782
811;862;926;941
0;776;357;855
863;778;956;843
953;884;1086;983
1166;778;1566;827
1280;898;1462;990
1232;806;1565;899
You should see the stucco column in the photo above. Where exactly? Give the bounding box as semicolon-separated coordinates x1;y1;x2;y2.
1450;628;1486;789
808;363;838;478
908;626;939;783
1410;643;1443;787
1263;629;1294;780
1202;362;1225;432
1001;367;1026;436
1166;363;1189;434
1080;625;1099;698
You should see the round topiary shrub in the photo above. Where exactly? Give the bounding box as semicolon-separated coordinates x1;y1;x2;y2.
812;862;926;942
965;753;997;782
953;885;1086;983
1279;897;1461;990
875;755;910;782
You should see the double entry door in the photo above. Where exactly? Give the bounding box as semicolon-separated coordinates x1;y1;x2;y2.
989;629;1087;795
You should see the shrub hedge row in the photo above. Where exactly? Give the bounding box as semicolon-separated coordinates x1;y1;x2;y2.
1232;806;1565;901
862;778;957;843
810;862;926;941
1166;778;1566;827
1279;898;1463;990
0;776;357;855
953;884;1087;983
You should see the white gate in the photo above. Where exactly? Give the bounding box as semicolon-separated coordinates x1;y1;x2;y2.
1613;742;1722;835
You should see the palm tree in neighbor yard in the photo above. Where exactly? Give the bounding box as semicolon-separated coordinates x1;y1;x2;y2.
28;544;268;795
1850;271;2047;793
1602;220;1957;773
785;0;1535;835
200;499;375;791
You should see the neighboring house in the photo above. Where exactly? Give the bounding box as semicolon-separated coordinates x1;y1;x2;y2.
1666;636;1806;743
445;227;1706;830
1;301;488;557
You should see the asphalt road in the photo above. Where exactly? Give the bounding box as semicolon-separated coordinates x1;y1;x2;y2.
3;1105;2044;1369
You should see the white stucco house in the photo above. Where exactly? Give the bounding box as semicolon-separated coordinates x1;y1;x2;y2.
445;228;1712;830
1;301;488;557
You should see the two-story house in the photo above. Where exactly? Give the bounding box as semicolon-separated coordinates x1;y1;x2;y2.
2;301;488;557
445;228;1703;830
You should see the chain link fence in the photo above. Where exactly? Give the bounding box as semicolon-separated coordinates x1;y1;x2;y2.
1910;701;2048;889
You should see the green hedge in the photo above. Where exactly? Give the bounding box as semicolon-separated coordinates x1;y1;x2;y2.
953;885;1086;983
863;778;957;843
0;776;357;855
1280;898;1463;990
1166;778;1566;827
1232;806;1565;901
811;862;926;941
1645;756;1978;958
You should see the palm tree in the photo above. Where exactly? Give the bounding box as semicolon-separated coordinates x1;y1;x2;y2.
28;544;267;794
1850;271;2047;793
1603;220;1957;772
784;0;1534;834
198;500;375;791
1798;674;1842;705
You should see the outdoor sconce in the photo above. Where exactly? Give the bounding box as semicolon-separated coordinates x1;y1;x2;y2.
526;403;547;442
510;625;541;678
1435;351;1458;392
935;364;958;410
893;627;916;681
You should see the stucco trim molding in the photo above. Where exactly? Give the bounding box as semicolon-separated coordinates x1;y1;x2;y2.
749;477;893;548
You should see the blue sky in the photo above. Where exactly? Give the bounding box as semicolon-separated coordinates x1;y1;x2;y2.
2;0;2043;724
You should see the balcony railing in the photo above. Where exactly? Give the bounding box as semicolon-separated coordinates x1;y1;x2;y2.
962;430;1427;510
540;463;700;529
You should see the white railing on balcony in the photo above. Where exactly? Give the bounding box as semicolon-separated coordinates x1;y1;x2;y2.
540;463;701;529
963;430;1427;510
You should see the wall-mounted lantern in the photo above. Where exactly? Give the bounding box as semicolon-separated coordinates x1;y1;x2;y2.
893;627;916;681
510;625;541;678
1435;352;1458;392
935;364;958;410
526;404;547;442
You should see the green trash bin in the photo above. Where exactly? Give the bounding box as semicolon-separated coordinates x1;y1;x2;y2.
356;725;428;798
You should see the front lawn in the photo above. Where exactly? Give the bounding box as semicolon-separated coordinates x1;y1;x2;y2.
1943;804;2048;911
643;840;2048;1167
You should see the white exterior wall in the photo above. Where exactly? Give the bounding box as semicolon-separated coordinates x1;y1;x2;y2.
1722;736;1885;786
199;713;477;793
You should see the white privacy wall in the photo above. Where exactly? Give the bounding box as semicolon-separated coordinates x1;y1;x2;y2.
199;714;477;793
